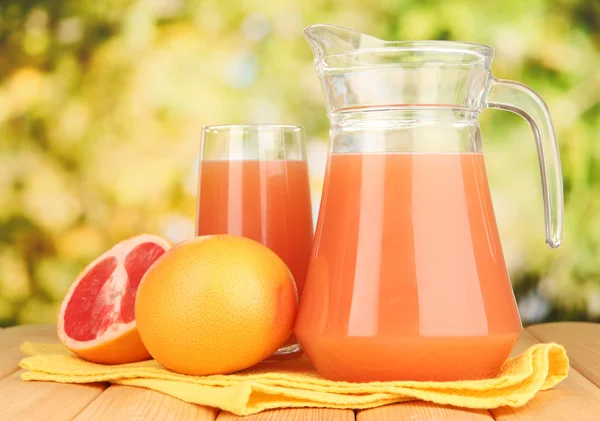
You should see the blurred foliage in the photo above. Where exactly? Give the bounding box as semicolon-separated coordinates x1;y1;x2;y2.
0;0;599;326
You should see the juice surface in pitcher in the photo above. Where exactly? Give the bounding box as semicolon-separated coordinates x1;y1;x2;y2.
197;159;313;296
295;152;522;381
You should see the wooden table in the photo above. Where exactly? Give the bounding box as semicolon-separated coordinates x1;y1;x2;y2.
0;323;599;420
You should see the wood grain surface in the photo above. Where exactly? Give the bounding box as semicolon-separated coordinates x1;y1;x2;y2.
528;322;600;388
0;369;106;421
490;329;600;421
73;384;218;421
0;323;598;421
217;408;355;421
358;401;494;421
0;325;60;381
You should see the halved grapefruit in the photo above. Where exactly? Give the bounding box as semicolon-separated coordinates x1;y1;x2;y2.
57;234;171;364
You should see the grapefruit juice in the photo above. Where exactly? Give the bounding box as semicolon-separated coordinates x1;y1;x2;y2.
197;159;314;298
295;152;522;381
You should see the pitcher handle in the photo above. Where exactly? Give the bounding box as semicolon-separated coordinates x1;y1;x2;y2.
486;78;563;248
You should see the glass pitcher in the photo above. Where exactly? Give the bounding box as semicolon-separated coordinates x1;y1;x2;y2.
295;24;564;382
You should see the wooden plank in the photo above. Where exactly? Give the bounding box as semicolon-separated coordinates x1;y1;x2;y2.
72;384;218;421
358;401;492;421
217;408;355;421
527;322;600;388
490;330;600;421
0;348;31;381
0;369;106;421
0;325;60;380
0;324;58;351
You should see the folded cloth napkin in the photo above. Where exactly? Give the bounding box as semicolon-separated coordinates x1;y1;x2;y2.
20;342;568;416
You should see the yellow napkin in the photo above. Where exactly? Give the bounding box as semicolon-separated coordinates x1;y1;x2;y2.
20;342;568;416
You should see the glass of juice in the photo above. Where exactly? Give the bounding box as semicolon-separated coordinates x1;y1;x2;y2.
196;124;313;356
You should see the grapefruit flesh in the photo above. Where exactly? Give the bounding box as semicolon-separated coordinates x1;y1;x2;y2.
58;234;170;364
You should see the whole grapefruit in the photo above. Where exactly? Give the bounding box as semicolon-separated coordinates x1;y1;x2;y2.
135;235;298;375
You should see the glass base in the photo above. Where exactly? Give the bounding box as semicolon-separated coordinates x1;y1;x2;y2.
275;343;301;355
264;343;303;362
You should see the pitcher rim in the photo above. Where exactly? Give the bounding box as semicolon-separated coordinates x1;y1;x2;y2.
304;24;494;59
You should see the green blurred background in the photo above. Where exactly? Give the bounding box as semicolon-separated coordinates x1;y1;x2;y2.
0;0;599;327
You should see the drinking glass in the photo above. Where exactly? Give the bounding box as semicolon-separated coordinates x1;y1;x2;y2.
196;124;313;355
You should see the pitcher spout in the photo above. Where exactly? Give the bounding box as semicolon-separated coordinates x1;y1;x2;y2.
303;24;382;62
